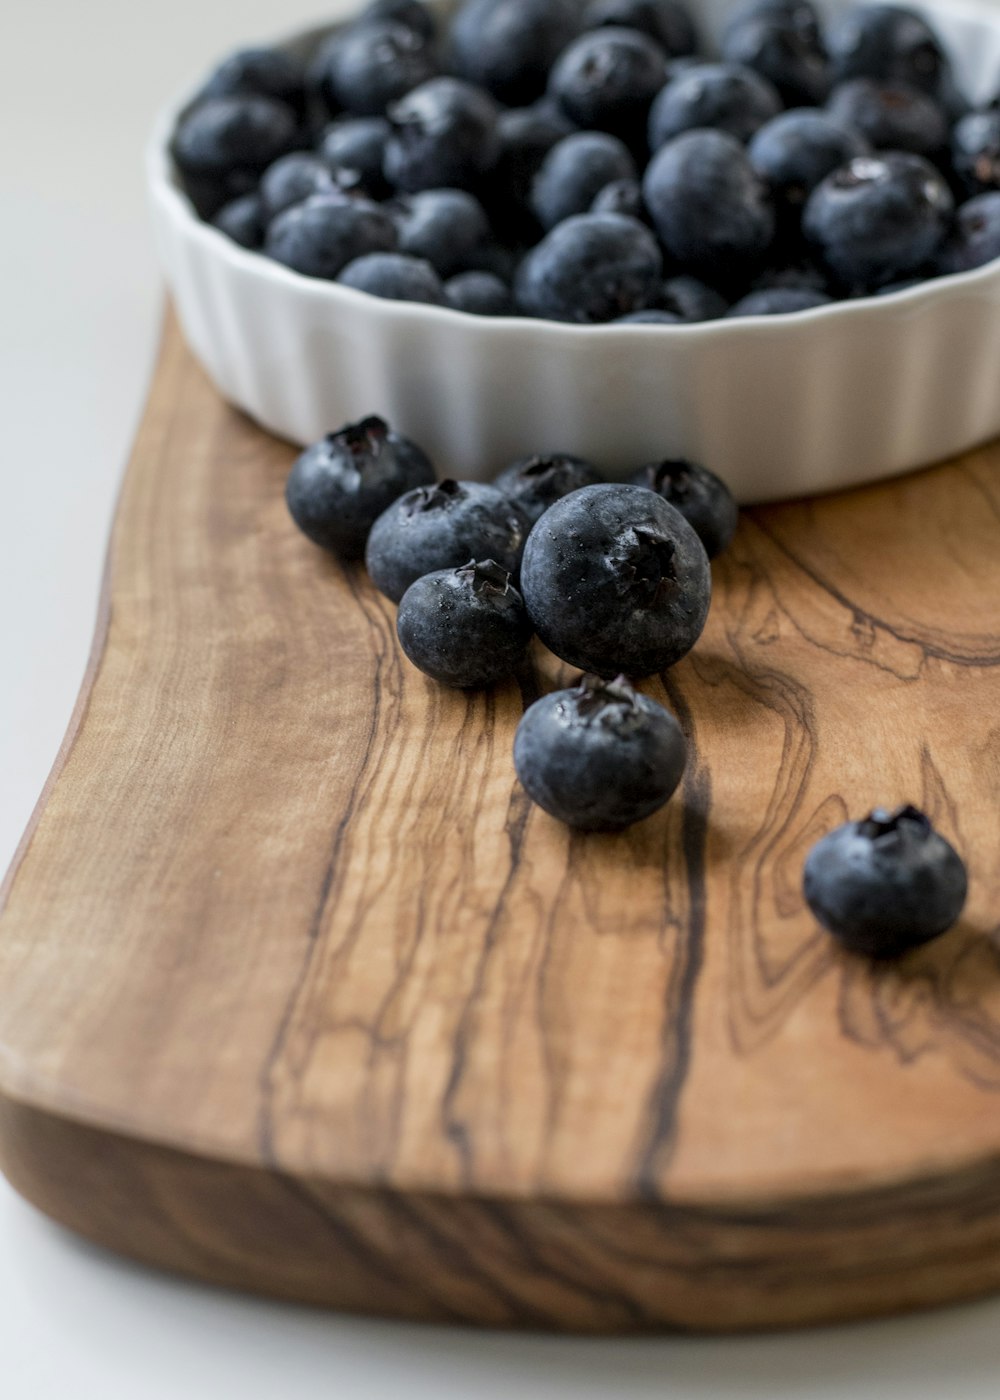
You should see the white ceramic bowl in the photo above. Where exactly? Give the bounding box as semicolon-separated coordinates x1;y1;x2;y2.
148;0;1000;501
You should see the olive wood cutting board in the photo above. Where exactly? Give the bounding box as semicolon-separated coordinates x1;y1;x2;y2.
2;312;1000;1332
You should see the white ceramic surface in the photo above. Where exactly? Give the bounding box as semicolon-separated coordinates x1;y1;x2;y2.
148;0;1000;501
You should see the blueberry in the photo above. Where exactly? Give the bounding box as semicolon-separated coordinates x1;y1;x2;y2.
749;256;832;293
721;12;830;107
643;131;775;284
365;480;530;602
548;27;669;146
487;103;578;240
532;131;637;231
629;459;738;558
938;192;1000;274
396;560;532;687
445;270;516;315
519;483;711;676
826;79;948;157
197;46;307;120
392;188;491;275
659;275;729;320
211;192;265;248
951;111;1000;197
513;674;687;831
724;0;824;47
318;117;392;198
494;453;603;523
583;0;698;59
648;63;783;149
803;152;953;291
591;177;647;221
285;415;435;560
727;285;833;315
338;251;446;303
171;95;299;218
803;804;967;958
383;78;502;193
615;309;684;322
515;212;662;322
359;0;437;43
749;110;871;208
827;5;952;99
310;20;438;118
449;0;581;106
258;153;336;219
265;194;397;279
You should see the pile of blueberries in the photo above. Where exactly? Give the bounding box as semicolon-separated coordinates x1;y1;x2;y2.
285;414;969;956
170;0;1000;321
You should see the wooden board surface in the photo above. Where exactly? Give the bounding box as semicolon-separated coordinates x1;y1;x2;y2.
2;312;1000;1331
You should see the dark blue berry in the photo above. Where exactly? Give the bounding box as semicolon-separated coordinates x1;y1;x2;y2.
519;483;711;676
727;286;833;315
285;415;435;560
338;251;446;303
826;79;948;157
659;275;729;320
259;153;336;219
445;270;516;315
211;192;265;248
583;0;698;58
643;130;775;284
591;177;647;220
360;0;437;43
724;0;824;47
951;111;1000;197
318;117;392;197
513;674;687;831
515;212;662;322
366;480;530;603
827;5;953;99
532;131;637;231
648;63;782;149
396;560;532;687
265;194;397;279
629;459;738;558
449;0;581;106
494;454;602;523
310;20;438;118
197;47;306;119
749;109;871;208
937;192;1000;274
803;152;953;290
803;804;967;957
383;78;501;193
721;12;830;107
171;95;298;218
548;27;669;145
393;188;491;275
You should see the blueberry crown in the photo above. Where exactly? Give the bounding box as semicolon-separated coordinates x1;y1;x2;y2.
857;804;931;840
403;478;463;515
456;558;511;595
331;415;388;457
572;672;640;719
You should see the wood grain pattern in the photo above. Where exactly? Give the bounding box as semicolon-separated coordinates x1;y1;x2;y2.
1;311;1000;1330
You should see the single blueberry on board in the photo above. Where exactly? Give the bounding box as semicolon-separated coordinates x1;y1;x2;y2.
519;483;711;676
285;415;435;560
365;479;530;602
338;251;447;303
803;151;953;290
309;20;438;118
383;78;502;193
265;195;397;279
583;0;698;59
548;27;669;145
449;0;582;106
393;188;492;276
445;270;516;315
493;453;603;523
629;459;738;558
647;63;783;149
531;131;637;231
396;560;533;688
514;212;662;322
643;130;775;285
513;673;688;831
803;804;968;957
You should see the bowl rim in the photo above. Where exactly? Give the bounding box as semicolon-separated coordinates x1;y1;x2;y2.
146;8;1000;339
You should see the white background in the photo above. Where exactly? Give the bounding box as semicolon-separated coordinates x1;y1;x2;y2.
3;0;1000;1393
